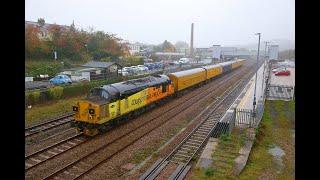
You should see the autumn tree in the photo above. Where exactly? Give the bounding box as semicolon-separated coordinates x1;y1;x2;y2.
162;40;176;52
25;26;51;59
26;19;125;62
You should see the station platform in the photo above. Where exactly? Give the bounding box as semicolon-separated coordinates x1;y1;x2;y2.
219;61;267;123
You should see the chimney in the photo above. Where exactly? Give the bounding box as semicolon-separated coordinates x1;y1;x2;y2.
190;23;194;58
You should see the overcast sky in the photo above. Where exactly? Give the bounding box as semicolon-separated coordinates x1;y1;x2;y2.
26;0;294;47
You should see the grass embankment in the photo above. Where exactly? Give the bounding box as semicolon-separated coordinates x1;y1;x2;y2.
239;100;295;179
25;96;84;126
193;128;247;179
192;100;295;179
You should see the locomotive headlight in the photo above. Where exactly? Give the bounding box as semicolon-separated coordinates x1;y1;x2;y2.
73;106;78;112
89;109;95;114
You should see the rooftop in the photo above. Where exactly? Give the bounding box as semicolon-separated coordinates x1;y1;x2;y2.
81;61;122;68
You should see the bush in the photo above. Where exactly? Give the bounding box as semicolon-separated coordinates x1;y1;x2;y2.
100;57;112;62
46;86;64;100
63;83;90;98
205;167;215;177
220;133;231;142
25;77;124;106
25;90;41;105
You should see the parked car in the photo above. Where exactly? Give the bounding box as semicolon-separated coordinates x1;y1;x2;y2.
154;62;163;69
172;61;181;65
130;66;140;74
275;70;290;76
49;74;72;85
272;67;286;73
144;63;156;70
118;69;129;76
137;65;149;72
118;67;131;76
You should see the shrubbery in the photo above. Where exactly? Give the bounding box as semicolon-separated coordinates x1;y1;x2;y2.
25;77;123;106
25;60;64;77
46;86;64;100
205;167;215;177
25;90;41;105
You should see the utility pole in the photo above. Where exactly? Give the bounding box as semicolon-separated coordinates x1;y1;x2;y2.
253;33;261;117
261;41;270;99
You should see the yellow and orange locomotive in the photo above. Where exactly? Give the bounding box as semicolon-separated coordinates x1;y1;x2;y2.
72;59;245;136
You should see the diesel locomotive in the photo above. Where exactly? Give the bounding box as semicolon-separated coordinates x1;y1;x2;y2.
72;59;245;136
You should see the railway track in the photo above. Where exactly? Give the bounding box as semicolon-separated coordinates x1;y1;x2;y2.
40;66;251;180
25;132;87;171
140;65;256;180
25;113;75;138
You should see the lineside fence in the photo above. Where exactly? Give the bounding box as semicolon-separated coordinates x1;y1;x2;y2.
267;85;294;101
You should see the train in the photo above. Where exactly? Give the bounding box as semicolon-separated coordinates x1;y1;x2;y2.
72;59;245;136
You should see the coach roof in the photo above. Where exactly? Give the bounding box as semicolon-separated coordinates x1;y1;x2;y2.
168;68;205;78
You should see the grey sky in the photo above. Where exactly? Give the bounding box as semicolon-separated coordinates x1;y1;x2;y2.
25;0;294;47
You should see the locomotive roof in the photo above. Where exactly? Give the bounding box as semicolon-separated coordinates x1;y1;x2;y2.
168;68;205;78
101;74;170;97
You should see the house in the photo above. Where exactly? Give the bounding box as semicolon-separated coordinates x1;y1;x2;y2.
25;20;70;40
81;61;123;80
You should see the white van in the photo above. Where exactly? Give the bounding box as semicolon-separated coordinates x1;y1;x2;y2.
179;58;190;64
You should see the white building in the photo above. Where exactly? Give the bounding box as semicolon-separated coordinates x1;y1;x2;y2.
210;45;222;59
128;43;141;55
268;45;279;60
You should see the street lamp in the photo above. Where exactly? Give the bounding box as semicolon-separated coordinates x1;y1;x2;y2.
253;33;261;117
261;41;270;99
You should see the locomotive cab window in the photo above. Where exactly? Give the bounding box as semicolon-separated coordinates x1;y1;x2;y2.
162;84;167;93
89;88;110;100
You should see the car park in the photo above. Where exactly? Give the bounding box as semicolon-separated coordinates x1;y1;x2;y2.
49;74;72;85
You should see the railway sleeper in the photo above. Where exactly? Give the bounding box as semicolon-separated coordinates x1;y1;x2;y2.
174;153;191;159
191;136;205;141
66;141;76;146
177;149;194;156
194;131;209;136
188;139;203;144
198;127;212;132
193;133;207;137
180;147;196;153
203;121;217;125
201;124;214;128
185;141;201;147
39;154;50;159
171;156;187;163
